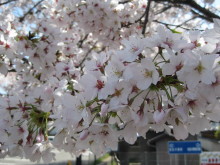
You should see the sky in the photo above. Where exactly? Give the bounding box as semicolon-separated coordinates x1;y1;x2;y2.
214;0;220;6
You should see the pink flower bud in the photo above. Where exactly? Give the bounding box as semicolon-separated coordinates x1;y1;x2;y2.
100;103;108;117
36;133;44;142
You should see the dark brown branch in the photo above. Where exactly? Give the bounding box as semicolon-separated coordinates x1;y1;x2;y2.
185;0;220;21
119;0;132;4
19;0;45;22
76;42;97;68
8;69;16;72
142;0;152;35
121;11;145;28
0;0;16;6
190;9;213;22
152;0;220;22
77;34;89;48
155;5;172;15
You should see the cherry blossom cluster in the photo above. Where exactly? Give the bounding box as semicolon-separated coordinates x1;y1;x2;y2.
47;0;148;47
0;0;220;163
73;23;220;145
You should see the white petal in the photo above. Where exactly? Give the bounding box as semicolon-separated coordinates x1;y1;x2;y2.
0;63;8;76
153;110;166;123
173;124;188;140
137;78;152;90
162;63;175;75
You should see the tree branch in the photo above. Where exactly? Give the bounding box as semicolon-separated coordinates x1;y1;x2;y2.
0;0;16;6
119;0;132;4
153;0;220;22
185;0;220;21
77;34;89;48
142;0;152;35
19;0;45;22
155;5;172;15
190;9;213;22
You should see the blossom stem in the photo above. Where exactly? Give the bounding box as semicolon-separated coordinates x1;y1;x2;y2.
116;114;124;124
128;90;144;106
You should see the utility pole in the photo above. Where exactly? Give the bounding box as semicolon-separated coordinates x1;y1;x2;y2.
76;155;82;165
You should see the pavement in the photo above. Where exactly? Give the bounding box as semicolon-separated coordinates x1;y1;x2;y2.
0;150;95;165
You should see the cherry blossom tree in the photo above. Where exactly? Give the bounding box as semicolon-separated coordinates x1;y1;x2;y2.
0;0;220;163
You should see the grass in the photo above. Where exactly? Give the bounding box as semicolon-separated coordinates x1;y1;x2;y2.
93;153;110;165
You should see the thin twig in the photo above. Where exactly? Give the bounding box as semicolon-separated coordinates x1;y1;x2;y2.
77;42;97;68
155;5;172;15
175;16;198;28
153;20;203;31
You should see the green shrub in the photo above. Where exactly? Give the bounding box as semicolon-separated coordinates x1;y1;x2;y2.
214;127;220;140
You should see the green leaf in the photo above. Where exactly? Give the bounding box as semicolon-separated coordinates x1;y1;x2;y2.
86;98;98;107
170;29;182;34
109;111;117;118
